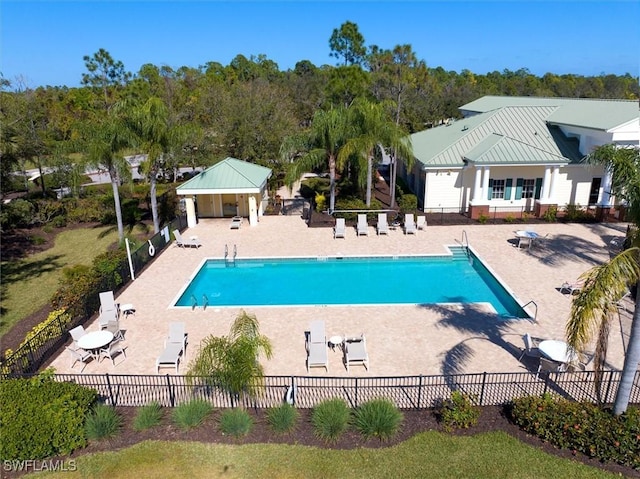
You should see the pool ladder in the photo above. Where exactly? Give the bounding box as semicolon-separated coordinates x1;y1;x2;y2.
191;294;209;311
225;244;237;267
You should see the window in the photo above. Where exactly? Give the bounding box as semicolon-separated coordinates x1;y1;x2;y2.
522;179;535;199
491;179;505;199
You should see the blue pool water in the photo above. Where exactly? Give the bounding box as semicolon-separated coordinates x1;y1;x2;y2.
174;247;528;318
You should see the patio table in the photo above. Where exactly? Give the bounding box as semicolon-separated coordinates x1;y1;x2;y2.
77;330;114;359
538;339;577;365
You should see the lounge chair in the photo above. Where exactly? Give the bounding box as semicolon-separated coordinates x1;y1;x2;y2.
99;291;119;316
356;214;369;236
99;339;127;365
173;229;202;248
98;307;118;330
377;213;389;235
308;320;326;345
518;333;541;361
416;215;427;230
344;334;369;372
66;346;92;372
167;322;188;354
230;216;243;229
334;218;346;239
404;214;416;235
157;342;184;373
306;341;329;372
560;281;582;295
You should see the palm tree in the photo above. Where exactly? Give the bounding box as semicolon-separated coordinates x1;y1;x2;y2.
186;310;273;400
281;105;350;213
566;143;640;415
339;98;413;206
83;108;134;242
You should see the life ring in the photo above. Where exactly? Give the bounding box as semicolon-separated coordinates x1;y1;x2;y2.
148;240;156;257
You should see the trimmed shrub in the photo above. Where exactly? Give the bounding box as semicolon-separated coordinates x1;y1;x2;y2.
85;404;123;441
0;374;97;459
267;403;299;434
437;391;480;432
172;399;213;429
133;402;163;431
219;408;253;438
397;193;417;213
311;398;350;443
509;394;640;469
353;398;404;441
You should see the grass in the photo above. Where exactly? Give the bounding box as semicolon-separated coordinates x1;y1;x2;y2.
85;404;123;441
0;225;123;338
133;402;163;431
34;432;620;479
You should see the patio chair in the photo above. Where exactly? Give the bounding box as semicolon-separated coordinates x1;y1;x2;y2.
166;322;188;355
306;340;329;372
518;333;541;361
416;215;427;230
173;229;201;248
537;357;563;379
69;325;87;349
230;216;243;229
376;213;389;235
344;334;369;372
105;319;125;341
404;213;416;235
156;342;184;373
99;338;127;365
334;218;346;239
66;346;92;372
356;214;369;236
560;281;582;295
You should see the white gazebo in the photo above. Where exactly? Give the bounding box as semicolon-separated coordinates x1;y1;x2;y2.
176;157;272;228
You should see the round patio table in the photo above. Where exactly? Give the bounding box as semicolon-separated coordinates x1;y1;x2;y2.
77;330;114;358
538;340;576;364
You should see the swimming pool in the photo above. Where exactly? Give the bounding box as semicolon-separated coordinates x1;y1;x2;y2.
173;247;528;318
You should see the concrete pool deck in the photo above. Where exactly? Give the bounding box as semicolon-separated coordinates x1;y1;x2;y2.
48;217;634;377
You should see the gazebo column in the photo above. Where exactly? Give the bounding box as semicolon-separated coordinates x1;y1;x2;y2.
535;166;559;218
184;197;197;228
469;166;490;220
596;167;614;221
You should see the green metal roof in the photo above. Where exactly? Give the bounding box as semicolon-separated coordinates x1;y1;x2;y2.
410;106;582;168
460;96;638;131
176;157;272;194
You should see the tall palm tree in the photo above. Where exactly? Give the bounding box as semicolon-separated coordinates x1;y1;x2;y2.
187;310;273;399
281;105;350;214
339;98;413;206
566;143;640;415
83;108;133;242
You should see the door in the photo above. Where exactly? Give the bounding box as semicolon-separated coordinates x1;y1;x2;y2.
588;178;601;205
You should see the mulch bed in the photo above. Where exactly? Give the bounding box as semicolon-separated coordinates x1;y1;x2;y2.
3;406;629;478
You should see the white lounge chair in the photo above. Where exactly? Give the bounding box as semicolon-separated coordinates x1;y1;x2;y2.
173;230;202;248
334;218;346;239
308;320;326;345
356;214;369;236
404;213;416;235
560;281;582;295
344;334;369;372
416;215;427;230
167;322;188;353
157;343;184;373
66;346;92;372
377;213;389;235
99;291;119;316
306;341;329;372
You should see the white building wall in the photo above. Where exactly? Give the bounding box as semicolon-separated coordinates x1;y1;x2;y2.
424;171;464;211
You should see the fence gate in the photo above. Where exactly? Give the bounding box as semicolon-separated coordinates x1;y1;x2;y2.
281;198;308;216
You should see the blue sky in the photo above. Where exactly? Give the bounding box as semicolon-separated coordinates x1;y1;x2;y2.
2;1;638;88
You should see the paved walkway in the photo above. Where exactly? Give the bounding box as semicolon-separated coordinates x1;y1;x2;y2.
49;217;633;378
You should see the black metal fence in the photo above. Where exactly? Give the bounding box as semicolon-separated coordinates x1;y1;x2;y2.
0;215;188;376
31;369;640;409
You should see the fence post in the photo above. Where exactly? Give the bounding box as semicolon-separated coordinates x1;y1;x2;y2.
417;375;423;410
479;372;487;406
105;373;115;406
165;374;175;407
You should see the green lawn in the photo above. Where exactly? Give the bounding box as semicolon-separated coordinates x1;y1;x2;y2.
35;433;618;479
0;226;119;338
